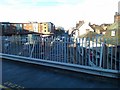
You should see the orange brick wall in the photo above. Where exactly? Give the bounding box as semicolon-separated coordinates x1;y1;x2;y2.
23;23;33;31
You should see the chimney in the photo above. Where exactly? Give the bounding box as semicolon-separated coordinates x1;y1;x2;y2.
76;20;84;29
89;22;91;26
93;24;96;27
114;12;120;23
115;12;118;15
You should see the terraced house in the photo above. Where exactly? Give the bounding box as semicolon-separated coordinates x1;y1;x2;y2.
1;22;55;36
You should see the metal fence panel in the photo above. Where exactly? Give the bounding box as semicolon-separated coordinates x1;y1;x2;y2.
1;35;120;71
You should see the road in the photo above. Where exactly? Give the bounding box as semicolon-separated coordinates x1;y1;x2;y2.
2;59;119;88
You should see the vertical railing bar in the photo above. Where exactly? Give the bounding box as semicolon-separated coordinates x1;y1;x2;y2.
7;37;10;54
61;38;64;62
91;37;94;66
38;36;41;59
69;37;71;63
22;36;24;56
11;36;15;55
78;38;80;65
40;36;42;59
67;37;70;63
39;36;41;59
68;37;70;63
17;36;19;55
88;38;91;66
51;37;53;61
58;38;60;62
16;36;18;55
111;39;113;69
36;37;38;58
72;38;76;64
35;36;37;58
106;38;109;69
62;37;64;62
15;36;16;55
76;38;78;64
95;37;98;66
7;36;9;54
42;37;44;59
12;36;14;55
41;37;43;59
29;36;31;57
56;37;58;62
71;37;72;63
45;37;47;60
85;38;87;65
64;37;67;63
44;37;46;60
25;36;27;56
102;39;105;68
26;36;28;57
36;36;38;58
81;38;84;65
65;37;69;63
41;36;43;59
11;36;13;55
8;36;9;54
115;38;117;70
2;36;3;53
4;36;5;54
50;37;53;61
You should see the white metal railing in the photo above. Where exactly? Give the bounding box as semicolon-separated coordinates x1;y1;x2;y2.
1;35;120;72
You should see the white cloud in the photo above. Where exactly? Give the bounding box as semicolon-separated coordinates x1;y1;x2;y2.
0;0;119;30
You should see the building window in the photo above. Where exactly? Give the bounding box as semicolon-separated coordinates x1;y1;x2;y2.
111;31;115;36
44;30;46;32
44;27;46;29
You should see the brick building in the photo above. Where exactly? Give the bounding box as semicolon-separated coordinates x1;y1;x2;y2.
1;22;55;36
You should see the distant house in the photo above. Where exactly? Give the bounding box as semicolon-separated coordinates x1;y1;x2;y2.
102;22;120;45
72;21;94;38
78;21;95;36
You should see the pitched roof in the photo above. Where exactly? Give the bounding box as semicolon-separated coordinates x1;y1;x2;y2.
91;25;104;30
79;31;99;38
107;22;120;30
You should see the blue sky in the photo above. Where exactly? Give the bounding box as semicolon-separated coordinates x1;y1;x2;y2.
0;0;85;7
0;0;119;29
